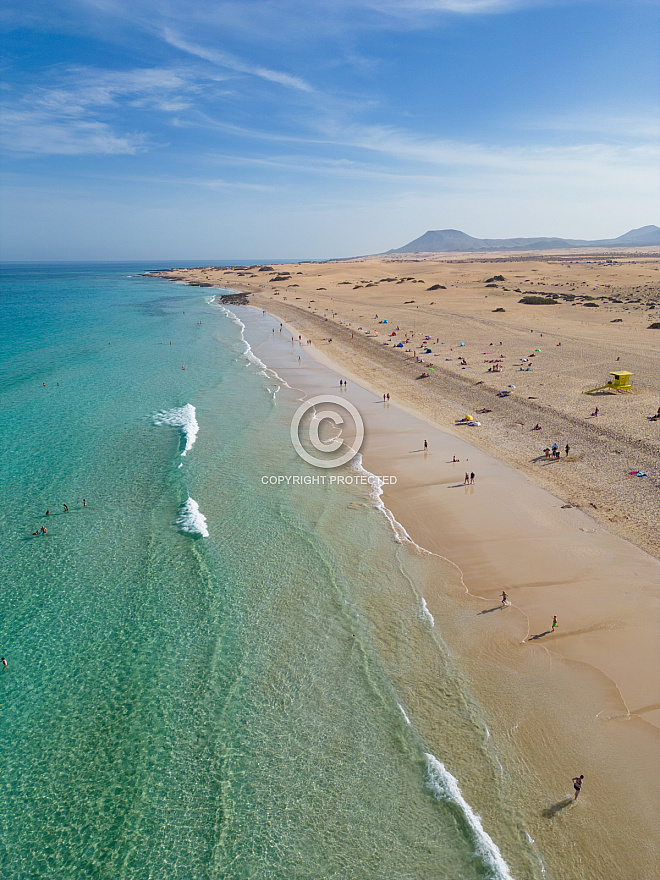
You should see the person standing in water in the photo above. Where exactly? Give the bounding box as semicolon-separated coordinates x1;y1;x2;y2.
572;775;584;800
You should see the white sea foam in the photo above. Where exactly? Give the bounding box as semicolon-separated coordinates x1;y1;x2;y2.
350;454;430;552
425;754;515;880
153;404;199;456
176;497;209;538
398;703;411;725
420;597;435;626
213;302;291;390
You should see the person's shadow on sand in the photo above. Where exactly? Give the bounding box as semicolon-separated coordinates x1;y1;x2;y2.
478;606;502;614
541;798;573;819
528;630;552;639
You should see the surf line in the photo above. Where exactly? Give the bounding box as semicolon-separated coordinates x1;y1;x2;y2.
425;753;516;880
153;404;199;457
176;496;209;538
214;302;293;394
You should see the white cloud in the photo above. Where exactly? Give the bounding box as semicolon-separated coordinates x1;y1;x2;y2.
362;0;525;13
161;28;315;92
526;111;660;141
0;111;146;154
0;65;201;155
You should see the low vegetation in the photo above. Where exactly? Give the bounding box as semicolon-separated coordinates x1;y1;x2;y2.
519;295;558;305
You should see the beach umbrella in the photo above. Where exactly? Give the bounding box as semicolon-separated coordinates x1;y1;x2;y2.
459;342;465;346
464;414;473;420
508;384;516;388
535;349;541;352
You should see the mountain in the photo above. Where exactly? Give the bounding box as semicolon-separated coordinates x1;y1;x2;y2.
386;225;660;254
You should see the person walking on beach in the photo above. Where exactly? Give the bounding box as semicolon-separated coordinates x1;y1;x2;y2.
552;615;558;631
572;775;584;800
424;440;428;450
565;444;570;457
465;472;469;484
470;472;475;484
501;591;508;606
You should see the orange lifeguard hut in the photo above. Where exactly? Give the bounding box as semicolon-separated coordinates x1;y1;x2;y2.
584;370;633;394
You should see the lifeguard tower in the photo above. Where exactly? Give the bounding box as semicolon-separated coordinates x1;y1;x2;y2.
584;370;633;394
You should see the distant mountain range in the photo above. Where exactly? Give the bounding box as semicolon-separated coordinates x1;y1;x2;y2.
386;225;660;254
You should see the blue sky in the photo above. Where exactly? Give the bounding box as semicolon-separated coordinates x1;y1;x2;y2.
1;0;658;260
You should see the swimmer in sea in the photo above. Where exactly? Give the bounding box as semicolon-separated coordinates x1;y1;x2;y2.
63;504;68;512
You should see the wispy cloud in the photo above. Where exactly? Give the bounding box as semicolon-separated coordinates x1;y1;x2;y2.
161;28;315;92
0;111;146;155
362;0;526;13
526;111;660;142
0;65;202;155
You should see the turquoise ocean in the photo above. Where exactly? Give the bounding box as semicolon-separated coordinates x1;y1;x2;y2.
0;263;544;879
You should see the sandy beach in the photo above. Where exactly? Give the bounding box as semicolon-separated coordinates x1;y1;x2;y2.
149;253;660;877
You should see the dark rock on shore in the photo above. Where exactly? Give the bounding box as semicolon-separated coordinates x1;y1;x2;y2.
219;291;249;305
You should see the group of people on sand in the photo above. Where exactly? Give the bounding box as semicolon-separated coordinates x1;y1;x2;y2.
544;442;570;460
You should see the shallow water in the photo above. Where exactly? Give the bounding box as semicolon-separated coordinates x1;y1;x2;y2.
0;264;544;878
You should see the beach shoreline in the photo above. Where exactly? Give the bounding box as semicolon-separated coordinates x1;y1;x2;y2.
154;259;659;875
229;303;660;879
